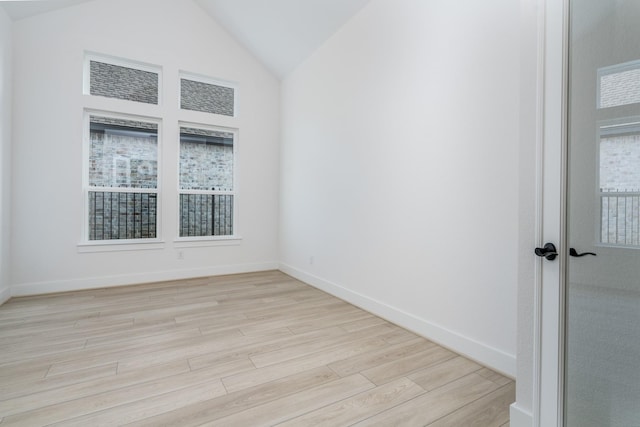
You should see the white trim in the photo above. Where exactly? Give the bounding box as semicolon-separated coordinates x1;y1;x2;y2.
10;262;279;297
531;0;546;421
535;0;569;425
279;263;516;378
174;237;242;247
510;403;534;427
87;187;160;194
179;189;235;195
77;241;165;253
0;287;10;306
598;58;640;76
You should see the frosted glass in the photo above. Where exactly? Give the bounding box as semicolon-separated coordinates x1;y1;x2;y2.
566;0;640;425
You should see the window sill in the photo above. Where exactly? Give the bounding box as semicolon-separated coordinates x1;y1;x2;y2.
77;240;165;253
174;236;242;248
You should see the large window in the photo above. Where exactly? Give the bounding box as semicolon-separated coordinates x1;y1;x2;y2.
178;125;236;238
82;52;240;246
85;114;160;241
596;61;640;247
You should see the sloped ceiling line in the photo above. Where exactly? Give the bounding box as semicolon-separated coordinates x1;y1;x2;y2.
1;0;370;78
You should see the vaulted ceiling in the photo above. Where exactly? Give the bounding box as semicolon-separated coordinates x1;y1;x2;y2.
0;0;370;78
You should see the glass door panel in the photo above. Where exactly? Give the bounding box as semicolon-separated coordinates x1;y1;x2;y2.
566;1;640;425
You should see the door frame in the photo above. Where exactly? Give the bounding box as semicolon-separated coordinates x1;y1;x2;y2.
534;0;569;425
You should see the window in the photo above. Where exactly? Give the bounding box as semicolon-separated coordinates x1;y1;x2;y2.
179;125;236;238
598;60;640;109
85;113;160;241
85;54;160;105
81;53;241;247
599;121;640;246
180;73;236;116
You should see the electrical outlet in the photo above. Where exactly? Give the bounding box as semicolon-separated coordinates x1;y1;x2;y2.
309;256;315;265
177;251;184;260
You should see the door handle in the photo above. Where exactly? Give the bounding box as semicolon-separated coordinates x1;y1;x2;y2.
535;243;558;261
569;248;597;257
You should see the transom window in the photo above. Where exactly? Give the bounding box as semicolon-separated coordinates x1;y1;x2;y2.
180;73;236;117
598;60;640;109
84;54;161;105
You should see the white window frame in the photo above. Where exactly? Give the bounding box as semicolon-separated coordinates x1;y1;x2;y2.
83;52;163;106
179;71;239;118
80;110;163;248
176;122;239;243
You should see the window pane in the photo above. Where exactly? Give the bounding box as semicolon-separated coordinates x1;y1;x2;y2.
89;116;158;189
600;132;640;192
179;126;234;191
600;128;640;246
179;194;233;237
180;78;235;116
88;191;157;240
90;60;159;104
599;61;640;108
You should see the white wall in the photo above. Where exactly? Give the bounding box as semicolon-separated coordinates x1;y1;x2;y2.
280;0;520;376
10;0;280;295
0;6;12;304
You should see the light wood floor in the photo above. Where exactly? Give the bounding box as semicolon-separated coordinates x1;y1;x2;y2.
0;271;513;426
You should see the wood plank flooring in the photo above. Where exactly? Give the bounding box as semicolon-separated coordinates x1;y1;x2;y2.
0;271;513;426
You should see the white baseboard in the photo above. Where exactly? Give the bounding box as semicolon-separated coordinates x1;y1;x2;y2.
279;263;516;378
10;262;279;297
510;403;534;427
9;261;517;379
0;286;10;306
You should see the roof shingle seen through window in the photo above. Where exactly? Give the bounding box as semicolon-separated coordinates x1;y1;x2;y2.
90;60;159;105
180;78;235;116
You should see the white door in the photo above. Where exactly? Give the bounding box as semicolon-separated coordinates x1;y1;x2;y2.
538;0;640;425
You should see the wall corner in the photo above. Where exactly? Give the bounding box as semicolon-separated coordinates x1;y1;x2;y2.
0;5;14;305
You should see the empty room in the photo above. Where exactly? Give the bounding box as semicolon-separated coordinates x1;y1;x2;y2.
2;0;638;426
